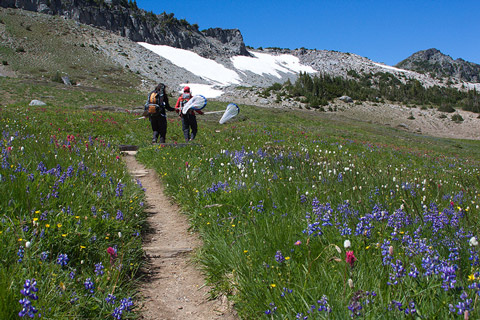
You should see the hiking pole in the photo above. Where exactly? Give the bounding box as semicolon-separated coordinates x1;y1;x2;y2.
134;116;146;120
203;110;225;114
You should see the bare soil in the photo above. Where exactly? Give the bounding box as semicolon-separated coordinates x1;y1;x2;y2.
123;152;238;320
334;101;480;141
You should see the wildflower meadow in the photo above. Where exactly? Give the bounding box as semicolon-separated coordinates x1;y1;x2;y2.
0;104;150;319
137;104;480;319
2;100;480;319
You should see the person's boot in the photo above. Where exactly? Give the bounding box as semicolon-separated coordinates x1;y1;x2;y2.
152;131;159;143
159;137;165;143
183;130;190;142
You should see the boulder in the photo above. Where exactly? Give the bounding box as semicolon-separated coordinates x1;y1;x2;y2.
339;96;353;103
29;99;47;106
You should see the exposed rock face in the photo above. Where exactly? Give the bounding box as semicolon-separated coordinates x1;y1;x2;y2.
396;48;480;83
0;0;250;58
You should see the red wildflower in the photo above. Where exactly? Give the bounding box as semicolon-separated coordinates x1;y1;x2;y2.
107;247;117;265
346;251;357;268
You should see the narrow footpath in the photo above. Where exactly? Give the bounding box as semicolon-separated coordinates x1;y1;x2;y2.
123;152;238;320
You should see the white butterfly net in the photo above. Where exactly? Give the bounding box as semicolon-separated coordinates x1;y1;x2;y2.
219;103;240;124
182;95;207;114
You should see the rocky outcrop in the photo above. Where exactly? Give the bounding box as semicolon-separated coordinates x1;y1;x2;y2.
0;0;250;58
396;48;480;83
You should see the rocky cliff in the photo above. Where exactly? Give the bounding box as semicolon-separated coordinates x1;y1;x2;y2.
0;0;250;58
396;48;480;83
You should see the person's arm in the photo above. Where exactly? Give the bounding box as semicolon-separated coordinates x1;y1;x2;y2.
195;109;204;115
164;95;175;111
174;96;183;113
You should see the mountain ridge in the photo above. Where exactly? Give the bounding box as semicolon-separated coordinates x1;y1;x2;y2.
396;48;480;83
1;3;480;97
0;0;250;58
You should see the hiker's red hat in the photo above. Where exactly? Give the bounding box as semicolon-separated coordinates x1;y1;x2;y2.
183;86;190;92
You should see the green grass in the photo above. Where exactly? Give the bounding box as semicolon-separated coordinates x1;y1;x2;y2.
0;103;153;319
136;103;480;319
2;7;480;317
2;78;480;318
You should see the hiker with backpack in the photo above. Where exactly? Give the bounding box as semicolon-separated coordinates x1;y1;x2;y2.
144;83;175;143
175;86;204;142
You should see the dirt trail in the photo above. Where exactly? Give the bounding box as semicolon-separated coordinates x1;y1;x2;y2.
123;152;237;320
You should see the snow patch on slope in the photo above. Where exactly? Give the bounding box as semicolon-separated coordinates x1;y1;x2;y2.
137;43;319;97
138;42;241;86
231;51;317;77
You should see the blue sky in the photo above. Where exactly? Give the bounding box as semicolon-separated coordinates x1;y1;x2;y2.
135;0;480;66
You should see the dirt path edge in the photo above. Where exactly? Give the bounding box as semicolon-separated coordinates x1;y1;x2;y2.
123;151;238;320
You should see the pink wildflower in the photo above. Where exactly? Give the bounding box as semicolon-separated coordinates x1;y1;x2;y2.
107;247;117;265
345;251;357;268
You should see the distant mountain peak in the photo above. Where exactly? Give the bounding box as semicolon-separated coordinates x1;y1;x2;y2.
396;48;480;83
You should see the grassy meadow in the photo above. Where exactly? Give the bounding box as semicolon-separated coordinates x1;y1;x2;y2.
3;4;480;319
1;83;480;319
136;103;480;319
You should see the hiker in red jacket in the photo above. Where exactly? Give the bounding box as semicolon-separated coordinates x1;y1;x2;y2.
175;86;203;142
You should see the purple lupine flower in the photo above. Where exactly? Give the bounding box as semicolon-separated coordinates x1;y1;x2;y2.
70;291;79;305
388;260;406;286
20;279;39;301
275;250;285;263
18;279;39;318
84;278;95;294
94;262;105;276
265;302;277;315
19;298;38;318
408;263;419;278
112;307;123;320
441;264;457;291
404;301;417;315
116;210;124;221
56;253;69;267
115;182;124;197
120;297;133;311
106;294;116;304
17;246;24;263
450;291;472;315
40;251;48;261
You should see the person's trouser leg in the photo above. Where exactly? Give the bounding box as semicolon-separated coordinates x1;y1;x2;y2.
158;116;167;143
150;117;159;143
190;115;198;141
181;116;190;142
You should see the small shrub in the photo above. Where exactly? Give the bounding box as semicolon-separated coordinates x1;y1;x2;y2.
16;47;25;53
438;114;447;119
407;113;415;120
2;60;7;66
51;72;63;83
438;104;455;113
451;114;464;123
